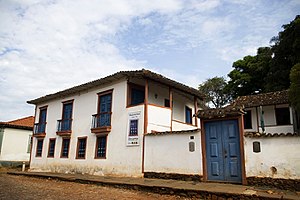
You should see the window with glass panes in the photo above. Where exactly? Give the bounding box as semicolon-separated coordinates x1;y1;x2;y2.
95;136;107;158
36;139;43;157
61;138;70;158
76;137;87;159
48;139;56;157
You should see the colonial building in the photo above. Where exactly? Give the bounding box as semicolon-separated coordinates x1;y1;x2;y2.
0;116;34;166
28;69;203;176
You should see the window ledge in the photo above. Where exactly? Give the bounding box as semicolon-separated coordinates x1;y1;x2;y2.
91;126;111;135
33;133;46;138
56;130;72;137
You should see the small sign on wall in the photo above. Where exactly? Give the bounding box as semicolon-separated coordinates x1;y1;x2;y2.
127;111;141;146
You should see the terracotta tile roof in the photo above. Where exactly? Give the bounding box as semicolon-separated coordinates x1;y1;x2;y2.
244;131;299;138
232;90;289;108
27;69;205;105
197;105;245;119
0;116;34;130
146;129;200;136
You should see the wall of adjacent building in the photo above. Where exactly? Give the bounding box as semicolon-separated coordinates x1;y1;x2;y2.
244;136;300;179
0;127;31;162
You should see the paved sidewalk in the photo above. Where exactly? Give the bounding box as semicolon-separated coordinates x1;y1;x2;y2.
8;171;300;200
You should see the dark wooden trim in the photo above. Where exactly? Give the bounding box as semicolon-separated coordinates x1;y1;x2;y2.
194;96;198;127
142;79;148;173
60;137;70;158
91;127;111;135
61;100;74;119
76;136;87;159
185;106;193;125
201;117;247;184
256;107;259;132
97;89;113;114
126;103;144;108
148;103;171;110
29;105;37;166
35;138;44;157
200;119;207;182
94;135;107;159
170;87;173;132
172;119;198;127
62;99;74;104
127;82;145;107
56;130;72;137
238;115;247;185
47;138;56;158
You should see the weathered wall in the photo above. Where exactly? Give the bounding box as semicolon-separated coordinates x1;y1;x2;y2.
244;136;300;179
144;131;202;175
0;128;31;162
147;105;171;132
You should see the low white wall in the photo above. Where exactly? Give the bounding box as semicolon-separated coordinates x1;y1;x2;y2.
172;120;198;131
0;128;31;162
144;131;202;175
244;136;300;179
147;105;171;132
258;125;294;134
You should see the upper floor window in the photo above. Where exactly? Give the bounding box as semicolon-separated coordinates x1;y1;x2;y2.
61;138;70;158
36;139;43;157
275;107;290;125
47;138;56;158
57;101;73;132
185;106;192;124
35;107;47;134
128;84;145;106
244;110;252;129
76;137;87;159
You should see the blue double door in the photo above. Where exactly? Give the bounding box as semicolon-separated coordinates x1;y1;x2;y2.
205;119;242;183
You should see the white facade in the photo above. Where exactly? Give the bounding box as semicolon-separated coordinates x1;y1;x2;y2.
30;73;201;177
144;131;202;175
0;127;31;162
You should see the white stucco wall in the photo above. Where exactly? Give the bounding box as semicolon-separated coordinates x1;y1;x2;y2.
147;105;171;132
244;136;300;179
0;128;31;162
31;80;144;177
144;131;202;175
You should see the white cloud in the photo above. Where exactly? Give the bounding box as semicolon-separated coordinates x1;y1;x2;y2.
0;0;299;121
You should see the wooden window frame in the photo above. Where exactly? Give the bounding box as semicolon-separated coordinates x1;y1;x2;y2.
243;110;252;129
76;136;87;159
60;137;71;158
185;106;193;125
97;90;113;123
94;135;107;159
275;107;291;126
47;138;56;158
35;139;44;157
127;83;145;107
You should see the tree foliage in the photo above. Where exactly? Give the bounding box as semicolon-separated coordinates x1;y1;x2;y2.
226;15;300;98
225;47;272;98
289;63;300;112
198;77;231;108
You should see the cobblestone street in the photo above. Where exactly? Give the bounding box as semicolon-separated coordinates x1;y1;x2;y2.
0;173;193;200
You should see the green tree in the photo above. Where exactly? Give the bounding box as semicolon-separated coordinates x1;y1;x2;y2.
225;47;272;98
289;63;300;112
198;77;231;108
266;15;300;91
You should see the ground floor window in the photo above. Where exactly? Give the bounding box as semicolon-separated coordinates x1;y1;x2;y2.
95;136;107;158
36;139;43;157
47;138;56;158
275;107;290;125
76;137;87;159
61;138;70;158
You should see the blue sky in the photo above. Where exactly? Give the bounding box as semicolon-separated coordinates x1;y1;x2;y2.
0;0;299;121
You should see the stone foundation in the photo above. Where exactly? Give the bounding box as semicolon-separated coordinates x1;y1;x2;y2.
247;177;300;191
144;172;202;182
